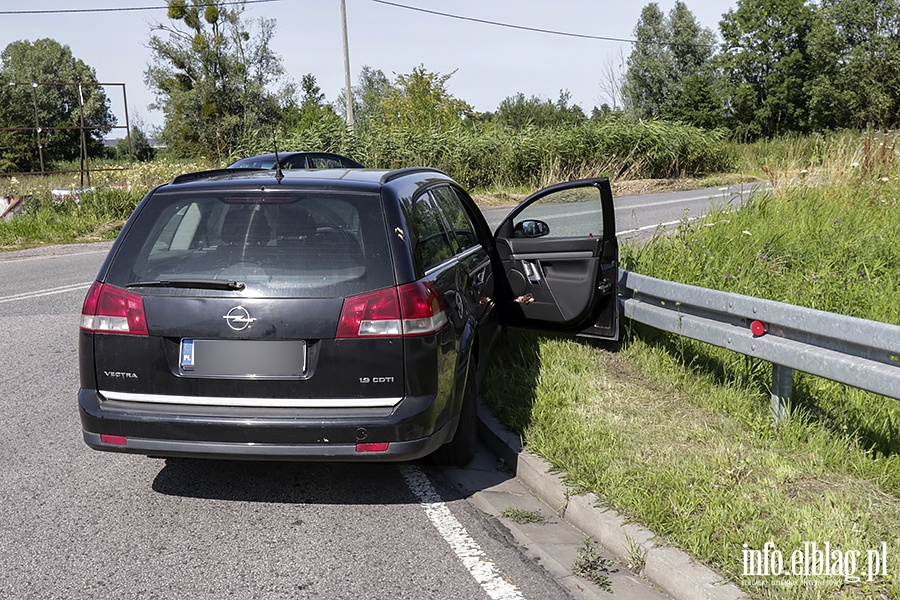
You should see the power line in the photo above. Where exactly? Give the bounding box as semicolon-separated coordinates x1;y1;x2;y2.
368;0;639;45
0;0;279;16
368;0;717;49
1;0;715;49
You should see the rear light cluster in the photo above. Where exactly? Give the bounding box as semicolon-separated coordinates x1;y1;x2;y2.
337;279;449;339
80;281;149;336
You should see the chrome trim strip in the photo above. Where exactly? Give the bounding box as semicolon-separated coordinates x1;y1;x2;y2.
424;255;458;277
456;245;483;261
511;251;595;260
100;390;403;409
423;245;484;277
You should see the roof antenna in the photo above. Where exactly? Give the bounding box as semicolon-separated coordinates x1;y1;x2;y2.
273;128;285;183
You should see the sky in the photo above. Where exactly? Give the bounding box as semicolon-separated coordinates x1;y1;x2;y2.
0;0;738;135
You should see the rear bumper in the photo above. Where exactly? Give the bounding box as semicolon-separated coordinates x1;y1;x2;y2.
78;388;456;462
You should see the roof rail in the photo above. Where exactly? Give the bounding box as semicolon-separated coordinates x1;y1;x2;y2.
379;167;447;185
170;168;267;185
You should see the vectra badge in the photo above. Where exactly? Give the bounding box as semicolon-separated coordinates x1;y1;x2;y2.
223;306;256;331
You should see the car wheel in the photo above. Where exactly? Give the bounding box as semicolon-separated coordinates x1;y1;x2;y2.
431;366;478;467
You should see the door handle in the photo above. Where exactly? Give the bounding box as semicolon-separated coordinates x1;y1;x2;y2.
522;260;542;284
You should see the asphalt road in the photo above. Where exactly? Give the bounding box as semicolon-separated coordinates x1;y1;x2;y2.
0;245;577;600
0;184;761;599
481;182;766;240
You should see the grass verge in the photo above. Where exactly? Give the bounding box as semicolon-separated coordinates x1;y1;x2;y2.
0;189;142;250
484;132;900;599
484;330;900;599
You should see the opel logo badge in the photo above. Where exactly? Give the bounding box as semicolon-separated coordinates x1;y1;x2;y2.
223;306;256;331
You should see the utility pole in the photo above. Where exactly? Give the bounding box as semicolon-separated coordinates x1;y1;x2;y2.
341;0;355;131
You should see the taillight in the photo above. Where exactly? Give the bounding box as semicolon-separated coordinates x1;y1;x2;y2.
397;280;449;336
336;280;448;338
336;286;402;338
80;281;149;336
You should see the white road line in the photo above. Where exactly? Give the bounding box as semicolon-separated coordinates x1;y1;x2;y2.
617;205;745;236
617;216;699;236
615;187;757;211
0;249;107;264
0;281;92;304
399;464;525;600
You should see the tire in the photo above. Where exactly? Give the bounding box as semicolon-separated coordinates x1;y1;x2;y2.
430;368;478;467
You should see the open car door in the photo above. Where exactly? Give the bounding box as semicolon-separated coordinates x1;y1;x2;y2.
492;178;618;339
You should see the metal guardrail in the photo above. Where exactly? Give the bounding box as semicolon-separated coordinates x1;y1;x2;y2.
618;269;900;422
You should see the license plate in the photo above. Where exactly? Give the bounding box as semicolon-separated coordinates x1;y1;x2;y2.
180;339;307;377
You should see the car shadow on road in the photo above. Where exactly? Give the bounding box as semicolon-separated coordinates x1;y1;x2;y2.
150;451;515;506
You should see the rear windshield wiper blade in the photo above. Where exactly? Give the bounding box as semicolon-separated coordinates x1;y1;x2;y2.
126;279;246;291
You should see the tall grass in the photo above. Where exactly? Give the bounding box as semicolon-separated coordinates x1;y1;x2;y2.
623;130;900;476
0;188;145;248
0;158;217;249
485;329;900;599
239;118;733;190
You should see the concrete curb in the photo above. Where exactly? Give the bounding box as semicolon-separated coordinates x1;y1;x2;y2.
476;398;748;600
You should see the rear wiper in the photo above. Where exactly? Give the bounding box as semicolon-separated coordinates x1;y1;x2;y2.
126;279;246;291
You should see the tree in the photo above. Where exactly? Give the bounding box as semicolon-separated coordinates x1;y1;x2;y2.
807;0;900;130
622;3;672;120
719;0;815;138
0;39;116;173
337;65;391;131
495;91;586;129
597;49;627;112
115;125;156;162
380;66;473;129
145;0;288;160
622;2;719;126
337;65;472;131
281;73;341;131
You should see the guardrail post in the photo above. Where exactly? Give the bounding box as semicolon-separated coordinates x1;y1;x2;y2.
771;364;793;425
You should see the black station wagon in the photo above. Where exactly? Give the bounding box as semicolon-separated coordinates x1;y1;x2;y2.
78;166;618;465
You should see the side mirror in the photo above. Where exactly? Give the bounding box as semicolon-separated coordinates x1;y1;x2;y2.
513;219;550;238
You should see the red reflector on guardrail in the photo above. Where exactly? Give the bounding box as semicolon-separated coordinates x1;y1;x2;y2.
750;320;767;337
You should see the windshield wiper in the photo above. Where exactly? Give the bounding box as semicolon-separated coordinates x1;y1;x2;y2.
126;279;245;291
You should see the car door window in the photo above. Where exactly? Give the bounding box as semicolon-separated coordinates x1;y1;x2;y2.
409;193;454;274
511;185;603;239
430;186;479;253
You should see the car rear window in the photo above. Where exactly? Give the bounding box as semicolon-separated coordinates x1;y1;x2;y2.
104;189;394;298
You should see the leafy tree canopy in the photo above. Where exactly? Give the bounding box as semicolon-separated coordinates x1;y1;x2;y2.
380;65;473;129
145;0;288;160
0;38;115;173
719;0;815;138
807;0;900;130
281;73;341;131
623;2;719;126
495;91;586;129
337;65;391;131
338;65;471;131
